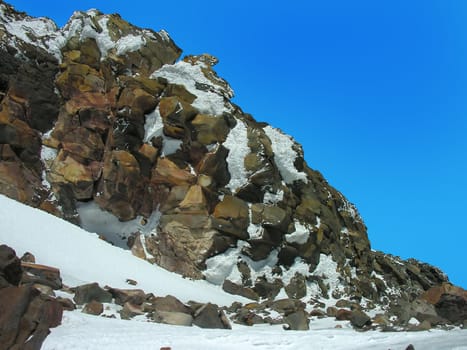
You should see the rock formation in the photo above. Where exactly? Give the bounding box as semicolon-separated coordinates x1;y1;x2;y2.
0;245;63;350
0;0;464;332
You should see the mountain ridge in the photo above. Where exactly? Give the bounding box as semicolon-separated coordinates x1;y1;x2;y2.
0;0;465;337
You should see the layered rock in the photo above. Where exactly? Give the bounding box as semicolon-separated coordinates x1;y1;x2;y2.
0;245;63;349
0;0;460;323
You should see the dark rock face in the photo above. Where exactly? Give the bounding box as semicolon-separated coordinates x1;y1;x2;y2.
73;282;113;305
192;303;231;329
0;245;63;350
420;283;467;325
0;244;22;287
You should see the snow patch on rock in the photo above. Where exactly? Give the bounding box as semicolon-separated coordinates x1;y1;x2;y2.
76;201;161;248
223;119;250;193
143;107;182;156
285;221;311;245
151;60;232;116
263;125;308;184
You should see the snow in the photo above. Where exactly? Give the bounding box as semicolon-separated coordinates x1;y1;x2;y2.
285;220;311;245
40;145;57;189
0;7;155;62
76;201;161;248
143;107;183;156
40;145;57;161
223;119;250;193
281;258;310;285
263;189;284;204
42;311;467;350
205;241;280;285
263;125;308;184
115;34;146;56
151;60;233;116
0;194;247;306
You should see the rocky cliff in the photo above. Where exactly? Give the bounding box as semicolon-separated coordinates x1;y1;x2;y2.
0;0;456;320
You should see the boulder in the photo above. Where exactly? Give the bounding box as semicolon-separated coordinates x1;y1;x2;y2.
222;279;259;301
73;283;113;305
191;114;230;145
271;299;306;316
285;273;307;299
107;287;146;306
284;310;310;331
152;310;193;326
212;195;249;239
335;309;353;321
21;262;62;290
435;293;466;324
49;150;96;200
421;283;467;324
82;300;104;316
350;310;371;328
120;302;145;320
145;295;192;315
96;150;143;220
56;297;76;311
152;158;196;187
158;96;197;138
0;244;22;287
192;303;231;329
0;285;63;350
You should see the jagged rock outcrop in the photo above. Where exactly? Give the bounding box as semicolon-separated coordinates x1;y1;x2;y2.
0;245;63;350
0;0;462;327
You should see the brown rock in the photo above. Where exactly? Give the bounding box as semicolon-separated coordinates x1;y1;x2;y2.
117;87;157;116
56;297;76;311
158;96;197;138
212;195;249;239
222;280;259;301
107;287;146;306
61;127;105;161
120;302;145;320
421;283;467;324
152;158;196;186
82;300;104;315
151;310;193;326
196;145;230;188
21;262;62;290
191;114;230;145
0;158;44;207
20;252;36;264
421;283;467;305
0;285;63;350
251;203;289;231
179;185;208;214
284;273;307;299
192;303;231;329
0;244;22;287
326;306;338;317
49;150;95;200
350;309;371;328
146;221;215;279
271;299;306;315
73;282;113;305
335;309;353;321
96;150;142;220
284;310;310;330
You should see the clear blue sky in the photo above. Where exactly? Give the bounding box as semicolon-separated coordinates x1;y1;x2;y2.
7;1;466;288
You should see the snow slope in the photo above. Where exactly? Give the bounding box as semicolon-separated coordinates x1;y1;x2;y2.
1;194;466;349
43;312;467;350
0;194;246;305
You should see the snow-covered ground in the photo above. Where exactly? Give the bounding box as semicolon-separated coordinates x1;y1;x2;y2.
0;194;466;350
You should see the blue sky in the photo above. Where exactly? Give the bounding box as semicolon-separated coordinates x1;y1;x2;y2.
7;1;466;288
